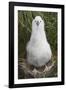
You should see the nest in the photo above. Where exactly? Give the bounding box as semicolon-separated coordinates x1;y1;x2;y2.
18;57;57;79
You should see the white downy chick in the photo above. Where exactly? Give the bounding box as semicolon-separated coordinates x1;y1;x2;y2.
26;16;52;67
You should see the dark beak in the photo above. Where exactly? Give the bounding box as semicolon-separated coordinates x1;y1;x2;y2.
36;21;39;26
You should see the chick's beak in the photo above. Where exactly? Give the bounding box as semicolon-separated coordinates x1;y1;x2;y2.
36;21;39;26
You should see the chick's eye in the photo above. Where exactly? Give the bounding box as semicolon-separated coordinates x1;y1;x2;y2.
40;21;41;22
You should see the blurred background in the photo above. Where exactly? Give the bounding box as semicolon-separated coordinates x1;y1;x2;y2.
18;11;57;79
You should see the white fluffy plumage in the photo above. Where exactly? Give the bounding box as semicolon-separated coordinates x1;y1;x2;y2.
26;16;52;67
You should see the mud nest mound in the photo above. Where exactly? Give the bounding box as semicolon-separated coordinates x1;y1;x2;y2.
18;57;57;79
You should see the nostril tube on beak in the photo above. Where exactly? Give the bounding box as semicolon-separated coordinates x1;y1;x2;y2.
36;21;39;26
